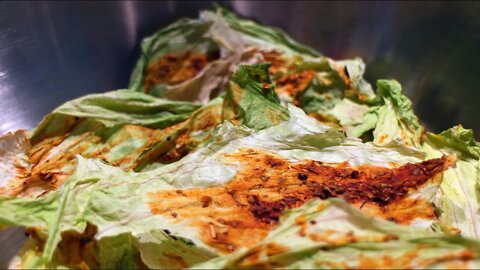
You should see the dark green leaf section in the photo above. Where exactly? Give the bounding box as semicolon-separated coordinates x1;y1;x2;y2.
223;64;289;130
427;125;480;159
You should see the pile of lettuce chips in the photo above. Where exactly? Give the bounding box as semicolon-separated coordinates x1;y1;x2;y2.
1;7;479;269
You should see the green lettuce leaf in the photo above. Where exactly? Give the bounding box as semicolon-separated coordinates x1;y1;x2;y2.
422;125;480;240
133;63;291;170
222;63;288;130
1;106;449;268
274;56;378;138
366;78;480;240
328;99;379;138
31;90;199;142
3;7;478;270
193;198;480;269
3;63;292;199
128;9;254;103
4;91;199;198
2;156;216;268
128;7;379;139
373;80;424;147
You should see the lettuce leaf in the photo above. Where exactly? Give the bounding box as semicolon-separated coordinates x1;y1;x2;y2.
2;91;199;198
327;99;379;138
373;80;424;147
1;106;452;268
128;8;380;139
222;63;288;130
367;79;480;239
30;90;199;141
0;130;31;196
216;6;320;57
2;6;479;270
128;63;289;170
194;199;480;269
422;126;480;240
270;55;378;138
2;63;292;199
128;9;256;103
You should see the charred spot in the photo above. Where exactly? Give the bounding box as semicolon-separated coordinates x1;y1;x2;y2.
166;54;177;62
157;147;191;164
350;170;359;179
249;184;264;190
79;236;91;245
190;57;207;71
207;49;220;61
344;66;350;79
163;229;178;240
157;65;171;77
313;185;334;200
264;156;284;167
297;172;308;181
372;196;389;206
248;195;286;224
248;195;301;224
201;195;213;208
283;196;300;206
387;217;397;223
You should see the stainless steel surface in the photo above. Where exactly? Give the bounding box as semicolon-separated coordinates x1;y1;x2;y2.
0;1;479;267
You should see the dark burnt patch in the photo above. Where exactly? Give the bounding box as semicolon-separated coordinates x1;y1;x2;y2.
148;149;452;253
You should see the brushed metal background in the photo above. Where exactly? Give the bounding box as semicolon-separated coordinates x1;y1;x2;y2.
1;1;479;267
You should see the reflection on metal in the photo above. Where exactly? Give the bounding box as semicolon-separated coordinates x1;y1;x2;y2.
0;1;479;267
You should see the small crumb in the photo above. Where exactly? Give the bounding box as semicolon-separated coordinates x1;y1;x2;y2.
227;243;235;251
209;223;217;239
